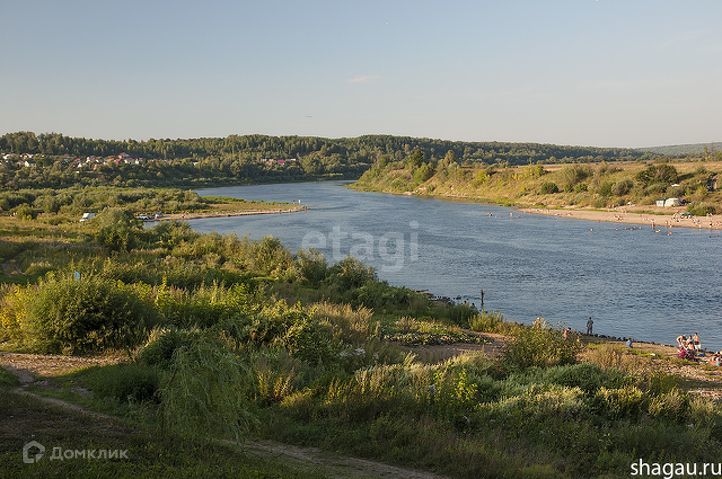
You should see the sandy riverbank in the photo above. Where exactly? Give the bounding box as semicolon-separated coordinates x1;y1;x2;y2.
148;206;307;222
521;207;722;231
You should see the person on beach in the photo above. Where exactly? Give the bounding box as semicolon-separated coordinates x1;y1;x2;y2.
712;351;722;367
676;335;687;348
586;317;593;335
692;332;701;353
625;337;633;348
562;327;571;341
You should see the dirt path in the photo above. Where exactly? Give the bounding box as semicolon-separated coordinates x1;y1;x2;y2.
241;441;447;479
0;356;448;479
400;332;506;363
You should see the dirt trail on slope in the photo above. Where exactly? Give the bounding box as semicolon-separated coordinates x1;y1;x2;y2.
0;355;448;479
399;332;506;363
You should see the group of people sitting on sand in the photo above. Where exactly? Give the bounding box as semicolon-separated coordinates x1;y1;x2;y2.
676;333;701;360
675;332;722;365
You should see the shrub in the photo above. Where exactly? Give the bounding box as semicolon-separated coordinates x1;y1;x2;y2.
509;363;627;395
138;328;200;369
283;316;340;365
310;302;377;345
0;285;34;347
559;164;592;192
13;204;37;220
295;249;328;286
597;181;614;197
594;385;644;419
94;208;143;252
539;182;559;194
469;310;504;333
326;257;377;290
242;236;294;278
85;363;159;403
0;368;19;387
583;344;649;376
636;163;678;188
503;319;581;370
687;202;717;216
159;336;255;441
214;298;305;346
446;302;477;327
487;384;585;421
573;182;589;193
412;163;434;184
612;179;634;196
22;275;157;354
648;388;688;420
249;347;300;405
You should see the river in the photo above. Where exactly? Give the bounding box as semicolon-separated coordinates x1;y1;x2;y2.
189;181;722;350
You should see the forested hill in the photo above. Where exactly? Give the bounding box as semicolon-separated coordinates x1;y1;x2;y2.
0;131;654;189
638;142;722;156
1;131;648;164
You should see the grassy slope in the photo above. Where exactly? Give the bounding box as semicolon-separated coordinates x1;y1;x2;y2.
0;387;328;479
353;159;722;212
5;335;722;479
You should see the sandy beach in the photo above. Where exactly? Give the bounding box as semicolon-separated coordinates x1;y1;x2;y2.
521;206;722;231
149;206;307;222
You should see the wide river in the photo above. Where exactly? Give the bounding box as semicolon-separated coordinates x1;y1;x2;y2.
191;181;722;350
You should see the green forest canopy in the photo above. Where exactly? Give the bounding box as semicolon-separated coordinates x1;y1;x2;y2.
0;131;666;189
1;131;651;163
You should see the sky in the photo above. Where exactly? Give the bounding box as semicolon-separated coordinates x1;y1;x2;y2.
1;0;721;147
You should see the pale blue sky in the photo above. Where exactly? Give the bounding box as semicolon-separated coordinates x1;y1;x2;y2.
1;0;721;147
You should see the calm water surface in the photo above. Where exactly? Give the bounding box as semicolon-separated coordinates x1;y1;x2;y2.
190;181;722;350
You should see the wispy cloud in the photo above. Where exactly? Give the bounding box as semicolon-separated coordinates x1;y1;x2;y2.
347;74;381;84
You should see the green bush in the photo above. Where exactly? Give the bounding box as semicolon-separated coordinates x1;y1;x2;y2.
687;202;717;216
636;163;678;188
594;385;645;419
249;347;300;405
159;335;256;441
94;208;143;252
445;302;477;327
509;363;627;395
84;363;159;403
597;181;614;197
573;183;589;193
13;204;37;220
295;249;328;286
138;328;200;369
326;257;377;290
486;383;585;421
283;316;340;365
612;179;634;196
648;388;688;420
539;182;559;194
0;367;19;387
23;275;157;354
469;310;505;333
559;164;592;192
503;319;581;370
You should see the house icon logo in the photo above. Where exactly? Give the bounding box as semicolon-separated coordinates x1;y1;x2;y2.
22;440;45;464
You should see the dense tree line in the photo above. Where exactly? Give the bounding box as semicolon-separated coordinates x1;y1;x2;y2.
0;131;655;189
1;131;649;163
